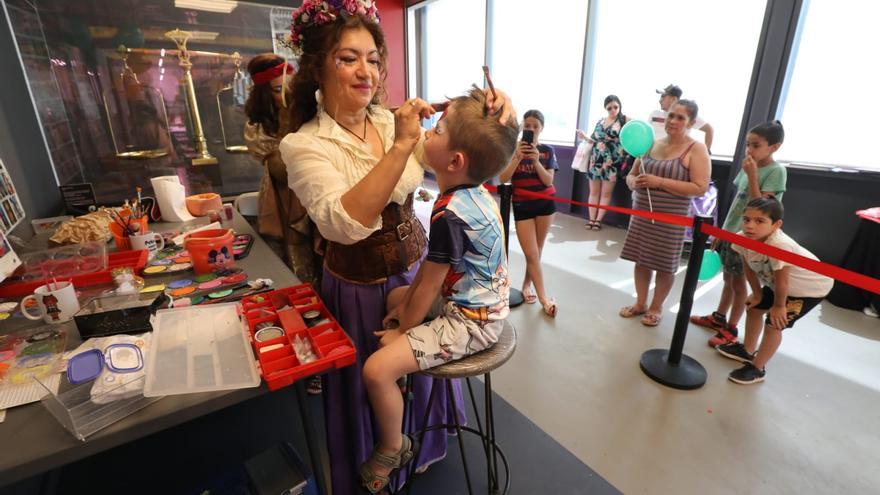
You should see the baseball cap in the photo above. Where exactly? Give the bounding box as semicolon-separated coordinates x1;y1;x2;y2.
656;84;683;98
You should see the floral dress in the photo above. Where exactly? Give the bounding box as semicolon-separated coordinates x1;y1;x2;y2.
588;117;627;181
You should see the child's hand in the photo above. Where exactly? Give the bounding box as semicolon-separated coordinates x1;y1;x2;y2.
382;308;401;329
745;292;761;308
768;305;788;330
373;328;402;348
742;155;758;176
514;141;533;161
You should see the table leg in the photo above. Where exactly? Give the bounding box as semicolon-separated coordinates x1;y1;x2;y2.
294;381;328;495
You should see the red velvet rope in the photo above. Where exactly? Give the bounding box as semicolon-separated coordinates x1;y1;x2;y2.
483;184;880;295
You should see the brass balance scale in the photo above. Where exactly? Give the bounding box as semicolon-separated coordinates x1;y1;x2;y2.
104;29;250;164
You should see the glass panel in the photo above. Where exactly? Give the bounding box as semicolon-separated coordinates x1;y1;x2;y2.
491;0;589;143
3;0;301;203
778;1;880;171
422;0;485;103
587;0;765;156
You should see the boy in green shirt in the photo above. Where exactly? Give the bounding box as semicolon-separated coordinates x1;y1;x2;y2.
691;121;787;345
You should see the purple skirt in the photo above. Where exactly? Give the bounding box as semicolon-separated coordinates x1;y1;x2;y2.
320;263;465;495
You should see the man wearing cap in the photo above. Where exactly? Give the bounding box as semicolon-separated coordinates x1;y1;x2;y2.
650;84;714;153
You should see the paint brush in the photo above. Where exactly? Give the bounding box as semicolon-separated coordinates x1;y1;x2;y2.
482;65;497;100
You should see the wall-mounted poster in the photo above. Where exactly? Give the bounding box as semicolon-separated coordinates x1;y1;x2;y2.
0;230;22;284
271;7;297;63
0;159;24;235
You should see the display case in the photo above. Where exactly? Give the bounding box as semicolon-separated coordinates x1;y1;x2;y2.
3;0;300;204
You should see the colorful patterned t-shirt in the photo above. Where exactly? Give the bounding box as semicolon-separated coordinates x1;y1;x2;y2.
426;184;510;322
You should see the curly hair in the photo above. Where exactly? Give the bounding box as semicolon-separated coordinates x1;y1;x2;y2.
287;14;388;132
244;53;287;136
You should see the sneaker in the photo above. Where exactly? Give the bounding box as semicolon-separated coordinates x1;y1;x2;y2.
690;312;727;331
707;325;739;347
728;363;766;384
715;342;754;363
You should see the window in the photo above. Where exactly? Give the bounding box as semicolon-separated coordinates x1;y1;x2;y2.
778;1;880;171
585;0;765;156
407;0;486;106
490;0;589;143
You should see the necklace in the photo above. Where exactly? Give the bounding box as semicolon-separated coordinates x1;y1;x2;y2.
335;117;368;143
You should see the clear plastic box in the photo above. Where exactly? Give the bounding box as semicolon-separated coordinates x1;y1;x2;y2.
35;371;162;441
143;303;260;397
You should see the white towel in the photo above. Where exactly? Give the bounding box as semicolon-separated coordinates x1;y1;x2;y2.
150;176;195;222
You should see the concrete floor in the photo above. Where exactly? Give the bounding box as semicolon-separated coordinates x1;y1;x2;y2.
494;211;880;494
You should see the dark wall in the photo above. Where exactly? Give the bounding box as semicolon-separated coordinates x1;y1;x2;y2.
0;7;63;240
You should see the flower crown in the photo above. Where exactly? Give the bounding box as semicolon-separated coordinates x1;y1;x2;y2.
288;0;380;56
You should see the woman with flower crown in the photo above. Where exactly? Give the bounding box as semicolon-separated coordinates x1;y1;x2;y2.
278;1;515;493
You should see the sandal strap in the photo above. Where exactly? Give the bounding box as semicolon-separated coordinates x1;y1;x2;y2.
360;435;417;493
368;435;413;469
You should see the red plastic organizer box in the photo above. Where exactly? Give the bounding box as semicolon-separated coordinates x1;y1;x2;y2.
241;284;357;391
0;249;149;297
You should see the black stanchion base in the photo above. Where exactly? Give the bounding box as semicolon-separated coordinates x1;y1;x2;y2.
639;349;707;390
509;288;524;308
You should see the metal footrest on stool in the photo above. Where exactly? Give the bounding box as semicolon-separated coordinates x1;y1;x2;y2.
401;322;517;495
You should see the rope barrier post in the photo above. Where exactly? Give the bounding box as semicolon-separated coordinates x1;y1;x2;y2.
497;182;524;308
639;215;712;390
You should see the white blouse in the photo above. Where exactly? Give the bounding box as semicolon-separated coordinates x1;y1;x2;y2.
279;101;427;245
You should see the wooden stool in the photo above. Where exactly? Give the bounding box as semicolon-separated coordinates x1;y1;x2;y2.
403;321;517;495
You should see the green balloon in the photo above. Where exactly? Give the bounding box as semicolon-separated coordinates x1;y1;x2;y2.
619;120;654;157
698;249;722;281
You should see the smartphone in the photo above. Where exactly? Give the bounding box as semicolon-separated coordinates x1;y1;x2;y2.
521;129;534;144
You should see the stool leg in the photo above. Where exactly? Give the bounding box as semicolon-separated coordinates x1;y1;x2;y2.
404;377;439;494
484;373;501;494
466;377;495;491
394;374;415;492
447;378;475;495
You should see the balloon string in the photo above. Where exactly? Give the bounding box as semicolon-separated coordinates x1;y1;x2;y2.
640;169;655;224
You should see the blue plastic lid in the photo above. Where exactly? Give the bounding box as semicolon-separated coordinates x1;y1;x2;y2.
67;349;104;384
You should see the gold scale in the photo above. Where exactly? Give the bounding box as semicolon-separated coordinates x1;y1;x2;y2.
103;29;250;165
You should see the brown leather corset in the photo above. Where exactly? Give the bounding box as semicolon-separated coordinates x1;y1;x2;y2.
324;194;428;284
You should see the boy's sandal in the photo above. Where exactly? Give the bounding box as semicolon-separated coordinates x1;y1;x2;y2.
360;434;420;494
542;299;558;318
306;376;322;395
641;313;662;327
592;221;602;231
619;305;647;318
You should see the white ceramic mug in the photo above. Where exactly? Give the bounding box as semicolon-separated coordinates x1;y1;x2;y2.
21;281;80;324
130;232;165;259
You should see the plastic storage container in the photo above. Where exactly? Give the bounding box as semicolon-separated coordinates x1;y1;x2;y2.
36;369;161;441
144;303;261;397
74;294;159;339
141;284;356;396
0;249;148;297
241;284;356;391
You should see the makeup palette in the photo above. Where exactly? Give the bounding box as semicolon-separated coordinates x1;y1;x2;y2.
166;279;193;289
232;234;254;260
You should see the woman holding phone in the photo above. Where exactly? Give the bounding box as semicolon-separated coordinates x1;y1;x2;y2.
499;109;558;316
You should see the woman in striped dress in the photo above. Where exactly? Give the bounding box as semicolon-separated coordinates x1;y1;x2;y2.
619;100;711;326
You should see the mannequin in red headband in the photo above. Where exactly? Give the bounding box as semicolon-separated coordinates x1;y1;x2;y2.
244;54;322;322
